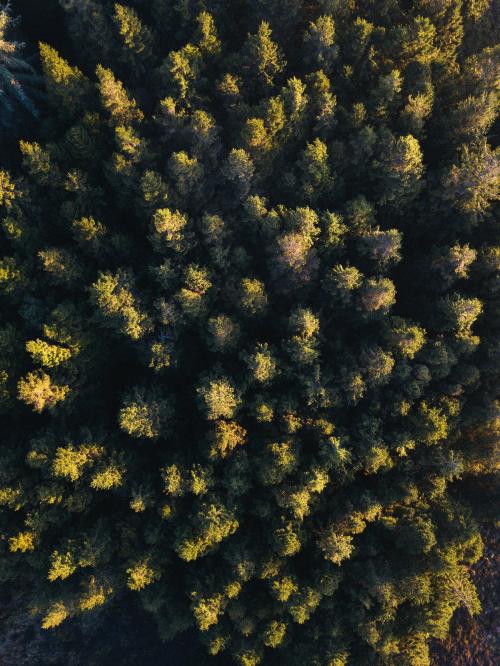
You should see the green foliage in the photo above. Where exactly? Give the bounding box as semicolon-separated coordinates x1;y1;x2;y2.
304;15;337;70
127;559;159;591
17;370;69;413
243;21;285;88
443;140;499;220
175;500;239;561
0;169;16;206
96;64;143;125
26;339;72;367
39;42;90;118
0;2;497;664
197;376;240;421
90;269;150;340
113;3;153;74
195;11;220;56
119;389;172;439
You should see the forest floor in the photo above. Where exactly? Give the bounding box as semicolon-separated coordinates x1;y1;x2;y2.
1;526;498;665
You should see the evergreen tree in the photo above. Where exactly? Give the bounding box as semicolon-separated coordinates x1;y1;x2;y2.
0;2;498;665
0;2;40;133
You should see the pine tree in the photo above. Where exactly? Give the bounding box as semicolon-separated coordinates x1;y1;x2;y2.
39;43;91;118
0;3;39;133
96;64;143;125
113;3;153;75
242;21;286;89
0;3;498;664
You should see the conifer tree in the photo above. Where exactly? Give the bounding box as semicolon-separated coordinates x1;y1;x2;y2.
0;2;40;133
39;43;90;118
0;2;498;665
113;3;153;75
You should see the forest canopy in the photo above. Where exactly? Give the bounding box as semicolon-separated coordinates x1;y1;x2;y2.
0;1;499;664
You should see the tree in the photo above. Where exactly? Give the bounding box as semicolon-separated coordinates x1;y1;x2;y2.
60;0;114;65
150;207;189;253
442;140;499;221
237;278;268;316
39;43;90;118
164;43;201;101
374;130;424;205
119;388;172;439
243;343;277;384
197;376;240;421
386;317;426;359
26;339;73;367
222;149;255;202
113;3;153;75
438;293;483;333
168;151;205;205
207;315;240;353
359;277;396;315
431;243;477;287
242;22;285;89
358;229;402;270
90;269;150;340
304;15;337;71
17;370;69;412
195;11;220;56
0;169;16;207
297;138;334;203
0;3;497;664
0;3;40;134
96;64;143;125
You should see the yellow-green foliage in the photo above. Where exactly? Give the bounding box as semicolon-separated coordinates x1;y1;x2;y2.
127;559;159;591
198;377;240;420
176;501;239;561
0;170;16;207
96;65;143;125
0;4;497;664
41;602;69;629
91;270;150;340
26;339;72;367
39;43;90;116
48;551;76;581
17;371;69;412
9;530;36;553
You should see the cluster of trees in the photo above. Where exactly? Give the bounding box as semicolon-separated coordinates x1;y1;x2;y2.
0;1;498;664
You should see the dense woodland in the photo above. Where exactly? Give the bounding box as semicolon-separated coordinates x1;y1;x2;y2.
0;1;499;664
